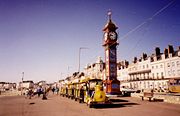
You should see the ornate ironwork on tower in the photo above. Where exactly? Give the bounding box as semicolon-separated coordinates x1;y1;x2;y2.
102;11;120;95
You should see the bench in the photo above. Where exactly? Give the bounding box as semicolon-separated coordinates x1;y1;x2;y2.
141;92;154;101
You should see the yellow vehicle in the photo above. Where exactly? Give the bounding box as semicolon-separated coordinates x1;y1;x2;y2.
74;82;84;102
59;86;65;96
168;78;180;93
74;78;89;103
84;79;111;108
60;83;68;97
67;83;75;99
73;82;79;100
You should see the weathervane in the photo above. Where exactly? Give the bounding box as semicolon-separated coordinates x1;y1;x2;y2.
107;9;112;21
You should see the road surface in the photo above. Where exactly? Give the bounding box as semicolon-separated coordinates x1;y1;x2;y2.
0;93;180;116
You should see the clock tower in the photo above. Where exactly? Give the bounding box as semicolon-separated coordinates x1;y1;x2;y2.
103;11;120;95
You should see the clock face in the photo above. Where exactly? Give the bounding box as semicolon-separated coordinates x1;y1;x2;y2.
109;32;117;40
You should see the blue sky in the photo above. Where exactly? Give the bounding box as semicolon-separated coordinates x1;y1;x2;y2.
0;0;179;83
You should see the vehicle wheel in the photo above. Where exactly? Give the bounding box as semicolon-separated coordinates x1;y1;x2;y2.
89;103;93;108
122;91;125;96
79;99;82;103
86;101;89;106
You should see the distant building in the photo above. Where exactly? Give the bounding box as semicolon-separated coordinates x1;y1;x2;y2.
0;82;16;90
19;80;34;89
84;57;105;80
37;80;46;86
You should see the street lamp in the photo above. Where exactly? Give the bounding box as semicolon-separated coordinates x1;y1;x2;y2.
21;72;24;95
78;47;88;72
67;66;72;77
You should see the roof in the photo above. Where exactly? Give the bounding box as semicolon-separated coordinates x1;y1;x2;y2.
103;19;118;32
103;11;118;32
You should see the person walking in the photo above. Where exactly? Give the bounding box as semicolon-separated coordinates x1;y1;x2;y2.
52;87;55;94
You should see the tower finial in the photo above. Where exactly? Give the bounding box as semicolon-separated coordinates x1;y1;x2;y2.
107;9;112;21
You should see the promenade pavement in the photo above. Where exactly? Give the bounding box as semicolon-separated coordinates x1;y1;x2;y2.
0;92;180;116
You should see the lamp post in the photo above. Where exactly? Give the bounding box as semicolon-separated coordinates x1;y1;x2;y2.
78;47;88;73
67;66;71;77
21;72;24;95
60;72;64;79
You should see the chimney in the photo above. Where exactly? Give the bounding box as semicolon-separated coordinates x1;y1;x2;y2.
155;47;161;60
133;57;137;63
168;45;174;55
155;47;160;56
164;48;168;58
125;60;129;68
142;53;147;60
168;45;174;54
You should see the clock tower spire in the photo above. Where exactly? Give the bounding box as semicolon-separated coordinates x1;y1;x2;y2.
102;11;120;95
108;10;112;21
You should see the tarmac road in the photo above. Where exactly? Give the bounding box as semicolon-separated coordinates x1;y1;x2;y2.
0;93;180;116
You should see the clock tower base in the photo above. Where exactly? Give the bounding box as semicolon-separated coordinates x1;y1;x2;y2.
104;79;121;95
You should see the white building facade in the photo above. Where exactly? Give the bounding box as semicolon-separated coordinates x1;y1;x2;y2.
118;45;180;92
84;57;105;80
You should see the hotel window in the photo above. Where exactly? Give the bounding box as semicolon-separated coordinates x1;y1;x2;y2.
168;71;171;76
152;66;154;69
161;72;164;79
177;61;180;67
157;73;159;79
146;64;149;68
178;70;180;75
172;62;175;67
152;73;154;79
135;67;137;70
167;63;170;67
147;73;149;79
160;64;163;68
143;65;145;69
156;65;158;69
143;73;145;79
172;70;175;76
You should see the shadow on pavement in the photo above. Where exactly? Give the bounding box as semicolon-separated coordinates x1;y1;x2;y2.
153;98;164;102
110;99;129;102
93;102;139;109
29;102;35;105
92;98;139;109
